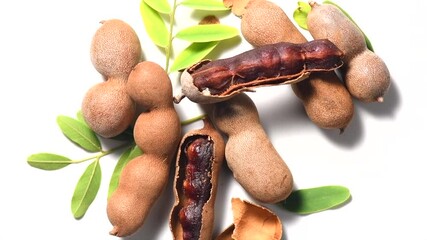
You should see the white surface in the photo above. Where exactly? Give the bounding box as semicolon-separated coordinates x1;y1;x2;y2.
1;0;426;239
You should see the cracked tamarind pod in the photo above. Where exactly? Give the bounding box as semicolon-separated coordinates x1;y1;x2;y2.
173;39;344;104
212;93;293;203
240;0;354;132
170;118;225;240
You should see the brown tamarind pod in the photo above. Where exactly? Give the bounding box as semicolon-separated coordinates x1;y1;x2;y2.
174;39;344;104
107;154;170;237
241;0;354;131
212;93;293;203
170;118;225;240
107;61;182;237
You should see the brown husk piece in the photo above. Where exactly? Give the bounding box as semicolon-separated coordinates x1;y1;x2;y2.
215;198;282;240
170;118;225;240
223;0;253;17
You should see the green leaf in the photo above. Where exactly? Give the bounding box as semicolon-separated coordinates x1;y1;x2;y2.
293;1;311;30
76;110;87;125
108;145;143;199
71;160;102;219
57;115;101;152
169;41;219;73
181;0;229;11
175;24;239;42
323;0;374;52
140;0;170;48
281;185;351;214
27;153;72;170
143;0;171;14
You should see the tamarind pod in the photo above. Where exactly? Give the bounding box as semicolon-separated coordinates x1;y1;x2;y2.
107;154;170;237
170;119;225;240
174;39;344;104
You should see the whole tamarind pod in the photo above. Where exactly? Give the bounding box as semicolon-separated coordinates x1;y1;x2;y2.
174;39;344;104
212;93;293;203
170;118;225;240
107;60;181;237
90;19;142;80
307;2;391;102
107;154;170;237
241;0;354;131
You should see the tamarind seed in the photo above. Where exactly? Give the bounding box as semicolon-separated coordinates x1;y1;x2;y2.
174;39;343;104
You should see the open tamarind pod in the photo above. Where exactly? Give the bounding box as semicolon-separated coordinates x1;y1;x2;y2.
212;93;293;203
215;198;282;240
174;39;344;104
170;118;225;240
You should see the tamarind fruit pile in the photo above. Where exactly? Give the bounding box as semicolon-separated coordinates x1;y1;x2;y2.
78;0;392;237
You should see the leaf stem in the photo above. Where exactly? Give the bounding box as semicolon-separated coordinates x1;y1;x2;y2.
181;114;207;126
165;0;178;72
72;142;133;164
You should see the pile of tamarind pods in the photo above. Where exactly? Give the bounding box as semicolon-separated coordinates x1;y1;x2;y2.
79;0;391;238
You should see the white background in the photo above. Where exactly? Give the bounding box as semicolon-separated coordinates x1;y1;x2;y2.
1;0;427;239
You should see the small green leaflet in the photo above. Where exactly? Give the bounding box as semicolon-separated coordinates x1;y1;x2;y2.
71;160;102;219
27;153;72;170
143;0;171;14
140;0;170;48
108;145;143;199
169;41;219;73
293;1;311;30
75;110;88;126
175;24;239;42
323;0;374;52
57;115;101;152
180;0;229;11
282;185;351;214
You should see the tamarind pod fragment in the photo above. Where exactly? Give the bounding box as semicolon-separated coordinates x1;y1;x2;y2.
174;39;344;104
170;119;225;240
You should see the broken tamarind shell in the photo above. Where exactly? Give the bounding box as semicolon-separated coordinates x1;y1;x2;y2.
215;198;282;240
174;39;344;104
170;118;225;240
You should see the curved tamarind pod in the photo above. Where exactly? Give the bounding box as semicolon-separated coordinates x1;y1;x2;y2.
174;39;344;104
170;118;225;240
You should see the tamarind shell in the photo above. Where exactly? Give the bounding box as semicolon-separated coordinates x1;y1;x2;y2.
170;118;225;240
215;198;282;240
